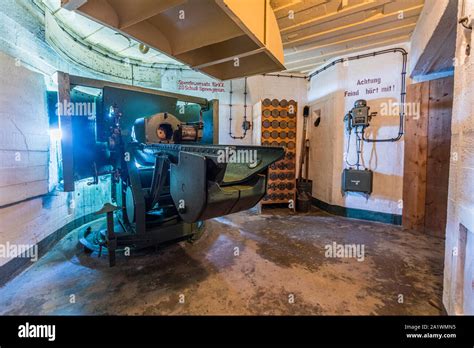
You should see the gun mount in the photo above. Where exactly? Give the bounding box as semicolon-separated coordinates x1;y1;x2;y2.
56;75;284;266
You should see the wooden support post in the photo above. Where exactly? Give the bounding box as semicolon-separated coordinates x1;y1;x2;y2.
403;76;453;236
54;71;75;192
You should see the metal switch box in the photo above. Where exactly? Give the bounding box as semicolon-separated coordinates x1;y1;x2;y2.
341;168;373;194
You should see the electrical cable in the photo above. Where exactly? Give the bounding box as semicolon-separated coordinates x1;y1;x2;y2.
345;130;358;167
229;78;249;140
309;48;408;143
345;127;364;169
355;128;363;169
459;0;473;30
262;73;307;79
362;49;407;142
41;2;190;73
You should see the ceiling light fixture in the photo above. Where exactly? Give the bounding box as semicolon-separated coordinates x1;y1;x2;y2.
139;43;150;54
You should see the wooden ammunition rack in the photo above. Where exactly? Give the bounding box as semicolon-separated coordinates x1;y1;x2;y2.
260;98;297;205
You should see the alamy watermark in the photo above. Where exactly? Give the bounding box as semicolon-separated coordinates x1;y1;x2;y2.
18;322;55;341
0;242;38;262
56;100;96;118
380;100;420;120
217;147;258;167
325;242;365;262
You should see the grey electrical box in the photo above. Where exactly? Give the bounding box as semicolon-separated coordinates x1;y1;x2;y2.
342;168;373;194
352;106;370;126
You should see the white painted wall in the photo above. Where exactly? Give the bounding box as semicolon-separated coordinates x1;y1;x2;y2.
161;70;253;145
160;69;308;146
306;92;345;205
248;74;308;162
306;44;409;215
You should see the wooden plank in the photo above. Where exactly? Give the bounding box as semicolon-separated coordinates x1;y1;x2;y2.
285;35;410;73
66;0;285;80
114;0;187;29
219;0;266;46
402;76;454;236
382;0;424;14
284;13;419;48
284;23;414;62
147;1;244;55
424;76;454;237
402;80;429;231
279;0;391;33
70;0;119;27
274;0;327;19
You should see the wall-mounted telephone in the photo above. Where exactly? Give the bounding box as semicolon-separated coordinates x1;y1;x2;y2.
343;99;377;131
342;99;377;196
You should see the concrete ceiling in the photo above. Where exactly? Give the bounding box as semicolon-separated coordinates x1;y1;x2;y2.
271;0;424;74
39;0;184;67
39;0;424;75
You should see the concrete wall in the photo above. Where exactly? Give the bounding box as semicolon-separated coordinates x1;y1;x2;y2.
443;0;474;315
306;44;408;215
0;1;119;270
0;0;308;272
0;51;49;206
160;71;253;145
248;75;308;159
306;92;345;205
1;0;307;148
160;70;308;147
0;51;111;268
409;0;454;79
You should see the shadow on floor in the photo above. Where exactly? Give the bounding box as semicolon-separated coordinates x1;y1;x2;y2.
0;207;445;315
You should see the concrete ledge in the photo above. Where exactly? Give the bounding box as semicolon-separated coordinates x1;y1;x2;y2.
312;197;402;226
409;0;458;78
0;212;99;287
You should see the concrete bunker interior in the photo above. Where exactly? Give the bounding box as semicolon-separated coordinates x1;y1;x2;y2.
0;0;472;320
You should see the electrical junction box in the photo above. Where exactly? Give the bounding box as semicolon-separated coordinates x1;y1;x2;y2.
352;106;370;126
342;168;373;194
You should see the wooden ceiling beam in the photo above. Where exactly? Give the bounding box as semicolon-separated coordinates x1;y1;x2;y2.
66;0;119;27
274;0;329;19
382;0;424;14
283;5;422;48
283;10;369;42
279;0;391;33
284;23;415;62
271;0;305;13
283;34;410;72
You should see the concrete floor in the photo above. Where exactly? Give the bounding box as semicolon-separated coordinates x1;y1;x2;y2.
0;208;445;315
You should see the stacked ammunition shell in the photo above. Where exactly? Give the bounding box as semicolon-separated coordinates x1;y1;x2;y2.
261;98;297;204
